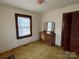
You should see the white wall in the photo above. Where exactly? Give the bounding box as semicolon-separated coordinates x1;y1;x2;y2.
41;4;79;46
0;4;41;53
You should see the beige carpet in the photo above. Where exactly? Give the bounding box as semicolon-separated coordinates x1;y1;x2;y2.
0;41;79;59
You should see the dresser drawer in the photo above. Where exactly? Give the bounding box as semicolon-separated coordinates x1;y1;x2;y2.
40;31;55;46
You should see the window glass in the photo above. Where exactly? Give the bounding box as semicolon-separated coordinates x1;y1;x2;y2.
15;13;32;39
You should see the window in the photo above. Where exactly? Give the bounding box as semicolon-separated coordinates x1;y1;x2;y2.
15;13;32;39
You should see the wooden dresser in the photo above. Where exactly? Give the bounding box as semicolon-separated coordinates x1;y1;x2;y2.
40;31;55;46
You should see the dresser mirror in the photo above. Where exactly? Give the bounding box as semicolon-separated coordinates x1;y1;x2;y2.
44;22;55;34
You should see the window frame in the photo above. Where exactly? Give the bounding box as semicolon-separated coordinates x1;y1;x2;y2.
15;13;32;39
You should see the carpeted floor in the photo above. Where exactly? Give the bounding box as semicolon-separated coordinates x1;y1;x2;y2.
0;41;79;59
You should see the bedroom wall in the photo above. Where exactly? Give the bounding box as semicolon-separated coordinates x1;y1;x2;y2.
0;4;41;53
41;4;79;46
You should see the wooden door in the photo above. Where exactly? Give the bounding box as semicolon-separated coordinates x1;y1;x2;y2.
70;11;79;53
62;13;72;50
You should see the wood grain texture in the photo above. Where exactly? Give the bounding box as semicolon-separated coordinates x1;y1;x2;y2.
70;11;79;53
62;13;72;51
40;31;55;46
0;41;79;59
62;11;79;53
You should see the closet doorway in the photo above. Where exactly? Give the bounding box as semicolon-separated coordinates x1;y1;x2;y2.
62;11;79;54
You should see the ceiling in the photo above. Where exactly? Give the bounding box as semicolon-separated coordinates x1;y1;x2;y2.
0;0;79;13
